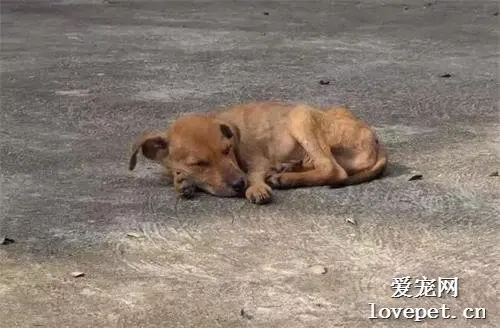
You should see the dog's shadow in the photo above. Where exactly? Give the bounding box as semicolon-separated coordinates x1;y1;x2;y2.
383;162;413;179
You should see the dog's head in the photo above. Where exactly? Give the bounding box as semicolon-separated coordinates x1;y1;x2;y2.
129;115;247;197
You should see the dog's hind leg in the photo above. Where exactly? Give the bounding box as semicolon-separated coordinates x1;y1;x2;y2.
268;109;348;189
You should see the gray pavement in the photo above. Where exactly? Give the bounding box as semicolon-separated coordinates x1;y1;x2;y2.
1;0;499;327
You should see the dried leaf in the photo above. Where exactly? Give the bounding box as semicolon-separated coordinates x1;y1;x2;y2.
240;308;254;320
71;272;85;278
127;232;144;239
345;217;357;226
488;171;499;177
0;237;15;245
408;174;423;181
308;265;328;275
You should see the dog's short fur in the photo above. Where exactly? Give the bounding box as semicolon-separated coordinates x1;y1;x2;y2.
129;101;387;204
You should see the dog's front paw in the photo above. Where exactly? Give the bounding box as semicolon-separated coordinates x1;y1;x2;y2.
245;183;273;204
174;172;196;199
179;183;196;199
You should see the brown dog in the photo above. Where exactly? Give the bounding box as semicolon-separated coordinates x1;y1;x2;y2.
129;101;387;204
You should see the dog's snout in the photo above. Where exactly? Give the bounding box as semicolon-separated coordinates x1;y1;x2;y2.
231;177;247;192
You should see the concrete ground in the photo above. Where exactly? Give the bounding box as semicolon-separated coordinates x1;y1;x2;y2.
1;0;499;327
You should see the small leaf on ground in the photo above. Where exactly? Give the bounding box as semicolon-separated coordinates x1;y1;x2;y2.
0;237;15;245
488;171;498;177
127;232;144;239
71;272;85;278
240;308;254;320
345;218;357;226
408;174;423;181
308;265;328;275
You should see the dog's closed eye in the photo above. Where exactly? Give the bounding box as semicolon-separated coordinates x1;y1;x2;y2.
190;160;210;167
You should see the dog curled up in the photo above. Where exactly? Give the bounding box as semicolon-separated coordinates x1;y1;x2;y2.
129;101;388;204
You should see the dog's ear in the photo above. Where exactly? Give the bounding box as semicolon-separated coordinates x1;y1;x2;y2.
129;132;169;171
219;122;241;142
219;124;234;139
218;122;246;171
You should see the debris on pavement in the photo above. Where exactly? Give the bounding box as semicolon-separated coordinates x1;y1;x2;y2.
308;265;328;275
345;217;357;226
319;80;330;85
0;237;15;245
440;73;451;78
262;12;269;16
126;232;144;239
408;174;423;181
71;272;85;278
240;308;254;320
488;171;498;177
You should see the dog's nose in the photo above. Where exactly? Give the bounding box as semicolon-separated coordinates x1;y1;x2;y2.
231;177;247;192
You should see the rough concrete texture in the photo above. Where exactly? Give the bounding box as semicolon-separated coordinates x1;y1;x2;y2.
1;0;499;327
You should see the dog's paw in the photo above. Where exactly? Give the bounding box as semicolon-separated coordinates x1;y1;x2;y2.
174;172;196;199
267;173;285;189
179;183;196;199
268;172;301;189
245;183;273;204
266;164;291;184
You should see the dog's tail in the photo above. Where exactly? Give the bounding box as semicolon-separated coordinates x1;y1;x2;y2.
344;143;388;186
